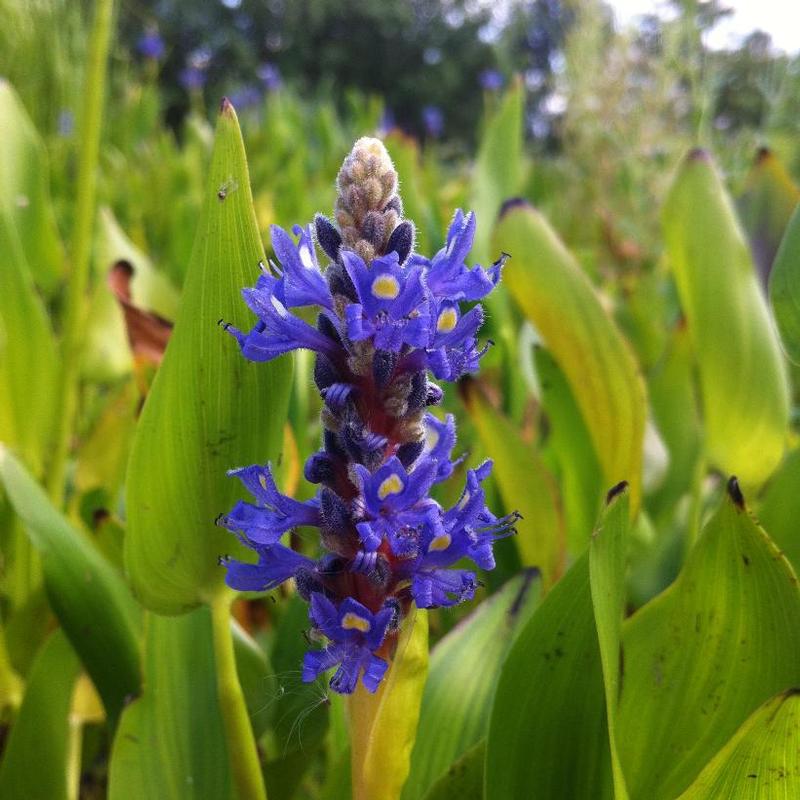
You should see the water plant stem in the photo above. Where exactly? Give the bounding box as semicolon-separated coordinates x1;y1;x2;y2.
47;0;115;505
210;592;268;800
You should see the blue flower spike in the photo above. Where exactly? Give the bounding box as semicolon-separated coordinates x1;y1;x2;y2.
219;137;515;694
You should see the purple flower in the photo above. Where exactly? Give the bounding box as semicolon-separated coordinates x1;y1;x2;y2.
218;138;513;694
303;595;395;693
137;29;165;61
57;109;75;137
479;69;505;91
179;66;206;91
257;62;282;91
422;105;444;138
229;84;262;111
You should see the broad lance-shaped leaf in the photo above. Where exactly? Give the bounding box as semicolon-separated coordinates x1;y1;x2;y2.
485;543;613;799
348;609;429;800
756;448;800;574
470;77;525;265
0;630;80;800
492;201;647;509
646;322;702;521
108;608;232;800
0;209;58;476
0;447;141;724
616;479;800;799
535;346;603;552
589;484;631;800
403;572;540;800
421;741;484;800
463;383;564;588
737;147;799;284
125;100;292;614
0;80;64;294
769;201;800;365
663;150;789;485
676;690;800;799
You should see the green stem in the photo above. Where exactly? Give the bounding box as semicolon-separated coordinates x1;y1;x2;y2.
47;0;115;505
210;592;268;800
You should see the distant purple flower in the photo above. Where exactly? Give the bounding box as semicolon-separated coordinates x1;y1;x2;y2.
229;84;262;110
179;66;206;91
422;105;444;138
219;138;514;694
479;69;504;91
57;109;74;137
379;108;396;135
257;62;282;91
137;29;165;61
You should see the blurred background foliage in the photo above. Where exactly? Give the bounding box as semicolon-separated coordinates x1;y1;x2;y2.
1;0;800;798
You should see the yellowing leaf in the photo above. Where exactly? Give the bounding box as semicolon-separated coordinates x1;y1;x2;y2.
493;202;647;509
663;150;789;485
349;609;429;800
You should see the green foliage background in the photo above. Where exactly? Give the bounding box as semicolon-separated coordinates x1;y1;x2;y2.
1;1;800;799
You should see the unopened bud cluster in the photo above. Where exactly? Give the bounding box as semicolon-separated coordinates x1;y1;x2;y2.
220;138;513;694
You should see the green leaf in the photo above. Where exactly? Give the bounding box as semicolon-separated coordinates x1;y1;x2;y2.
737;147;799;282
0;630;80;800
0;80;64;293
662;150;790;485
493;201;647;508
535;346;603;552
769;201;800;365
0;446;141;723
125;100;292;614
421;740;484;800
463;384;564;587
471;78;525;264
676;690;800;799
403;573;540;800
231;618;273;740
0;209;58;476
756;449;800;573
590;485;631;800
485;552;613;799
349;608;429;800
646;323;702;519
108;607;233;800
616;480;800;799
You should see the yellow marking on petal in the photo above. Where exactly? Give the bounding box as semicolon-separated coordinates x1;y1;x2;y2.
372;274;400;300
428;533;452;552
458;490;471;509
342;612;372;633
426;425;440;448
259;474;269;491
378;473;405;499
437;307;458;333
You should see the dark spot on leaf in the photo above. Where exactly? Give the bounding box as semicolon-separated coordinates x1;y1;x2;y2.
498;196;532;218
742;554;751;566
727;476;745;509
508;567;539;619
747;773;758;779
606;480;629;504
688;147;711;162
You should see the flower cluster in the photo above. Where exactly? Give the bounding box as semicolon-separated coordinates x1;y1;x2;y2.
219;137;514;694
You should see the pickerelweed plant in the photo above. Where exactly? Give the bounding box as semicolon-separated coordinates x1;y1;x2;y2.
218;137;515;696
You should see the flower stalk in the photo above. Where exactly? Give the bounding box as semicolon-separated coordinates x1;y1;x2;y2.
210;592;268;800
47;0;115;505
218;136;513;795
